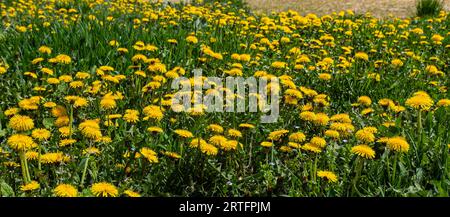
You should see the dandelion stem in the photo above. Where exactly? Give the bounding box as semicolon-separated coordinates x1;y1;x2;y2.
23;152;31;183
391;154;398;184
69;106;74;139
38;144;42;171
80;155;90;187
351;157;363;196
418;110;422;134
19;151;29;183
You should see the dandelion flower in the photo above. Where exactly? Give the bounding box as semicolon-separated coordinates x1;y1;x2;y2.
239;123;255;129
317;170;338;183
405;92;434;111
200;143;218;156
289;132;306;142
20;181;40;191
31;128;51;141
163;151;181;159
436;99;450;107
302;143;322;153
140;147;159;163
355;129;375;143
268;129;289;141
386;136;410;152
83;147;101;155
123;109;139;123
357;96;372;106
9;115;34;131
227;129;242;138
124;190;141;197
79;119;102;140
190;138;208;148
4;107;20;117
54;184;78;197
324;130;340;139
59;139;77;147
351;145;375;159
147;126;163;134
186;35;198;44
220;140;240;151
25;151;39;160
7;134;37;151
174;129;194;138
91;182;119;197
355;52;369;61
143;105;164;121
100;97;116;110
310;137;326;148
207;124;224;133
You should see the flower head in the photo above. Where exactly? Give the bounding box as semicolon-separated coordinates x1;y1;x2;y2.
317;170;338;183
20;181;40;191
91;182;119;197
7;134;37;151
32;128;51;141
386;136;410;152
9;115;34;131
351;145;375;159
54;184;78;197
405;91;434;111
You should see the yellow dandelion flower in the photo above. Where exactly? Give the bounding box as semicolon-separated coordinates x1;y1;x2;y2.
9;115;34;131
358;96;372;106
54;184;78;197
79;119;102;140
7;134;37;151
123;109;139;123
351;145;376;159
227;129;242;138
260;141;273;147
355;129;375;143
124;190;141;197
174;129;194;138
83;147;101;155
20;181;40;191
40;152;65;164
207;124;224;133
302;143;322;153
405;92;434;111
59;139;77;147
147;126;163;134
386;136;410;152
31;128;51;141
25;151;39;160
200;143;218;156
91;182;118;197
268;129;289;141
220;140;241;151
310;137;326;148
140;147;159;163
142;105;164;121
4;107;20;117
324;130;340;139
289;132;306;142
317;170;338;183
190;138;208;148
163;151;181;159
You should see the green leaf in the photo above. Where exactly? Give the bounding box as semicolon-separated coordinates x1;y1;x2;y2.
0;129;6;138
43;118;55;128
0;181;15;197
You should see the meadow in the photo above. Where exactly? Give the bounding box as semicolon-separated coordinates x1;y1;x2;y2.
0;0;449;197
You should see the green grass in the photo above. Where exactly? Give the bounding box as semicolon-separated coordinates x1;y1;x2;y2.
416;0;444;17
